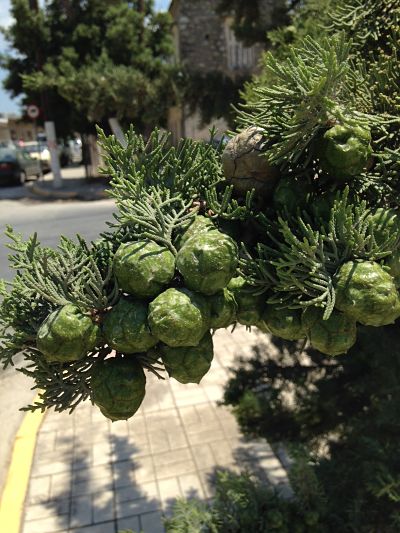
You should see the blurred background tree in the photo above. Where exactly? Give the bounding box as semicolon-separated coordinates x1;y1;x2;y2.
1;0;175;136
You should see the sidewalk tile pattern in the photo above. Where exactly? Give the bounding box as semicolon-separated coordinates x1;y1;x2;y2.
21;327;289;533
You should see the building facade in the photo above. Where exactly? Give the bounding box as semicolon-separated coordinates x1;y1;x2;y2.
0;113;43;144
167;0;282;142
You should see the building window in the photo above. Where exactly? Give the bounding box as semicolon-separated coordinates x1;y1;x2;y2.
224;20;256;70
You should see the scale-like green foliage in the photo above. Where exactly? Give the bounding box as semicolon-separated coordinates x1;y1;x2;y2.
240;189;399;318
236;34;381;168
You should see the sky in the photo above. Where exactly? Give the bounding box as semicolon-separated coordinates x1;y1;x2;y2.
0;0;171;115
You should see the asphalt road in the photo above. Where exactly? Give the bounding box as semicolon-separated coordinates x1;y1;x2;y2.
0;198;115;493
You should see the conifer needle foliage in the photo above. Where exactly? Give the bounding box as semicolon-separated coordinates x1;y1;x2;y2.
240;189;399;318
0;22;399;436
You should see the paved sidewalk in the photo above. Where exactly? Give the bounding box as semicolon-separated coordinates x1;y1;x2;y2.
21;327;289;533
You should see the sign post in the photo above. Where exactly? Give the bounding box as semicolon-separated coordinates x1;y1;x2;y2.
44;121;62;189
27;105;43;178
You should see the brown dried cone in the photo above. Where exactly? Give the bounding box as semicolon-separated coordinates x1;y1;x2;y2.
222;127;280;195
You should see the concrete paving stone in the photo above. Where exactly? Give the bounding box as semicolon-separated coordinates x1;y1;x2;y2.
197;469;217;499
191;444;216;470
158;477;182;509
113;457;155;488
133;456;157;484
129;431;150;447
72;474;113;497
27;475;51;504
156;393;176;411
72;463;112;485
167;379;188;392
91;409;110;423
145;409;180;428
92;491;115;523
24;499;69;521
111;435;150;462
115;480;159;504
209;440;235;468
54;439;75;455
117;516;140;532
38;421;64;434
155;458;197;480
167;428;188;450
109;420;129;438
116;495;161;519
140;510;165;533
201;384;224;402
49;472;71;500
153;448;192;468
140;393;163;413
178;406;201;427
69;494;92;528
113;461;135;489
200;366;228;385
36;448;73;465
89;424;111;446
148;429;171;454
69;521;115;533
74;433;95;449
31;459;71;477
22;515;67;533
214;406;236;423
73;403;92;414
127;424;149;443
178;473;205;499
228;434;248;449
91;428;111;447
54;427;74;447
216;415;239;437
92;440;112;466
73;409;92;426
36;431;57;452
72;449;92;471
170;388;209;407
194;404;219;424
186;427;225;445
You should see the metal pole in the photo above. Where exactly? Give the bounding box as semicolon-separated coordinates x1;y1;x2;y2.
33;118;43;179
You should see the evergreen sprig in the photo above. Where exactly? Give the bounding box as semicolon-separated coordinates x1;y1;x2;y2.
206;185;255;220
111;186;197;255
99;125;224;203
240;190;400;318
16;236;118;311
0;230;118;373
236;34;381;167
20;346;111;413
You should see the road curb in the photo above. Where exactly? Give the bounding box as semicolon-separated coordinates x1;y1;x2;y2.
0;396;45;533
28;182;109;201
30;182;78;200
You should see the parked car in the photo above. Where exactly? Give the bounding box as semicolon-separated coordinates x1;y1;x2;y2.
67;138;83;164
58;138;83;166
0;147;41;185
22;141;51;172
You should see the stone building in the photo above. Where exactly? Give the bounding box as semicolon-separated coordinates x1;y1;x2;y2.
167;0;282;142
0;113;43;144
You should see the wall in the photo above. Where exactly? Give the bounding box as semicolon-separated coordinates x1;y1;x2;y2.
168;0;282;142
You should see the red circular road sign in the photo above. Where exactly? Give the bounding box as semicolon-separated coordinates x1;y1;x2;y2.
27;105;40;119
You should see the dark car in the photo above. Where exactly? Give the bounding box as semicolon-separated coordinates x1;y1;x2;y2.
0;147;41;185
